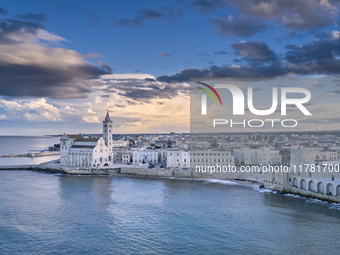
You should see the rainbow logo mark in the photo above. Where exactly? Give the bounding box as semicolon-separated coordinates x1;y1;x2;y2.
196;82;222;106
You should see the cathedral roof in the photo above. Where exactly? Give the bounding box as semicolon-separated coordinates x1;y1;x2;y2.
104;111;112;122
74;137;100;142
70;145;96;149
66;134;84;139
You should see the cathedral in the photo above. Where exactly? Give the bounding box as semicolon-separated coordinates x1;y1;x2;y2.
60;112;114;167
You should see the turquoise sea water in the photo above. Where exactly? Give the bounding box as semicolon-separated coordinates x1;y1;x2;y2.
0;171;340;255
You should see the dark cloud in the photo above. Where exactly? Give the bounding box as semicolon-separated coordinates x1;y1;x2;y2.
157;63;285;83
0;15;112;99
117;6;182;27
98;60;113;73
211;15;266;38
103;78;189;102
0;7;8;15
231;41;277;62
285;39;340;64
157;33;340;83
0;63;110;99
0;18;43;44
145;78;156;82
16;13;46;22
100;95;110;98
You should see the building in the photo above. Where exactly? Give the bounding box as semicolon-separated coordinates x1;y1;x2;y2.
112;140;129;147
190;150;234;167
233;147;281;166
60;112;114;167
289;147;337;165
122;152;132;163
102;112;113;147
60;134;112;167
113;147;125;163
167;150;190;169
133;150;159;165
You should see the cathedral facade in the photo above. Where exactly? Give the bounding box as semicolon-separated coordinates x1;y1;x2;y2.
60;112;114;167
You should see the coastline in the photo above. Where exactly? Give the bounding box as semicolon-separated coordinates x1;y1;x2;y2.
0;151;60;158
2;160;340;204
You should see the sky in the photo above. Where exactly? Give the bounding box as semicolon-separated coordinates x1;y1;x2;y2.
0;0;340;135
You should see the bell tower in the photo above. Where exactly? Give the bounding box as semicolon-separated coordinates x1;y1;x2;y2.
103;111;113;147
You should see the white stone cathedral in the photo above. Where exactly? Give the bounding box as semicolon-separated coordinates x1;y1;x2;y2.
60;112;114;167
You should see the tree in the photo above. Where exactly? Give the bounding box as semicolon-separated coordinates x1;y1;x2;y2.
210;139;219;148
167;139;172;148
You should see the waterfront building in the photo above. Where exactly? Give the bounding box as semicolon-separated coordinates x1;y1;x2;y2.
233;147;281;166
290;147;337;165
60;112;114;167
60;134;111;167
190;150;234;168
122;152;132;164
167;150;190;169
133;150;159;165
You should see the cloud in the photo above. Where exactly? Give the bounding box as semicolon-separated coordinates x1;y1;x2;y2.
0;98;103;123
159;52;172;57
0;98;61;122
0;18;43;44
211;15;266;38
100;73;189;103
200;0;340;31
285;38;340;64
16;13;46;22
0;15;111;99
157;34;340;83
228;0;340;31
36;29;66;42
117;6;182;27
231;41;277;61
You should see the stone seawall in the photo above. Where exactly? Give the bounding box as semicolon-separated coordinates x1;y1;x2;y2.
264;180;340;203
3;163;340;204
0;165;39;170
120;167;266;183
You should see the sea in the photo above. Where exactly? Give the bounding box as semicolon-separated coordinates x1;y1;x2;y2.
0;137;340;254
0;136;60;165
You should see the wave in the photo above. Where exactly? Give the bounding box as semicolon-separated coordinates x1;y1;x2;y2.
256;187;340;210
